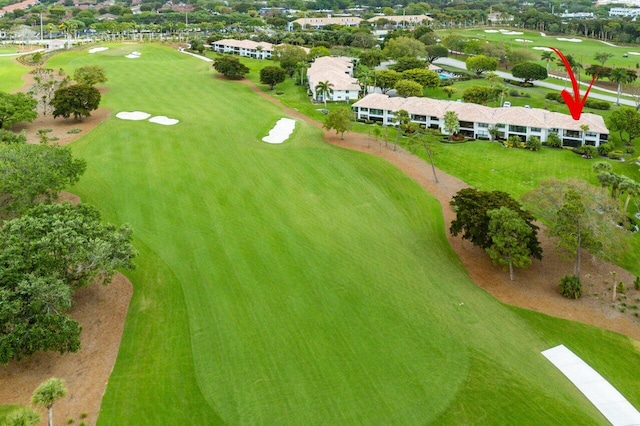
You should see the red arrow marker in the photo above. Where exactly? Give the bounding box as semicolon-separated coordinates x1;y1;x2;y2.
549;47;598;120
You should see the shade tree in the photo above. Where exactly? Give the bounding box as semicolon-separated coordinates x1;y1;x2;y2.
607;107;640;144
401;69;440;89
425;45;448;63
383;36;426;60
465;55;497;77
259;65;287;90
51;84;101;120
394;79;423;98
443;110;459;140
73;65;107;86
0;92;37;129
323;107;353;140
212;55;250;79
522;178;627;281
486;206;537;281
450;188;542;260
511;62;548;84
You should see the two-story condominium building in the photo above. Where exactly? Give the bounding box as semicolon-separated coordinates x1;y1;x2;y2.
307;56;361;102
352;93;609;147
367;14;433;26
211;39;275;59
291;16;363;29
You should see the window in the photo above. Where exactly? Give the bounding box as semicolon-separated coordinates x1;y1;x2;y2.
360;107;369;112
496;123;505;128
530;127;541;132
550;128;559;134
370;109;383;115
459;121;473;128
412;114;427;122
430;116;439;120
477;123;489;128
509;125;527;133
586;131;597;137
564;130;581;138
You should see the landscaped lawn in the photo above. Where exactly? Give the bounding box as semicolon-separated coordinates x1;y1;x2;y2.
0;55;28;92
33;44;640;424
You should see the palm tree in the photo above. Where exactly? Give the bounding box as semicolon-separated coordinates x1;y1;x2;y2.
620;177;640;212
541;50;553;73
393;109;411;151
5;407;40;426
32;378;67;426
295;61;307;86
315;80;334;112
610;67;634;105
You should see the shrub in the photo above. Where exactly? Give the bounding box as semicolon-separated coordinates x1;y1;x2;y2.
503;135;524;148
575;145;596;158
597;142;614;156
526;136;541;151
634;276;640;291
559;275;582;299
545;92;563;102
608;150;624;160
546;133;562;148
67;128;82;134
584;99;610;110
617;281;627;294
508;89;519;97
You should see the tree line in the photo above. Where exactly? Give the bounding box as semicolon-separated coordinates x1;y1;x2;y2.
0;66;135;365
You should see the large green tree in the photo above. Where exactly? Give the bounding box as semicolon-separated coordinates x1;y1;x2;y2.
73;65;107;86
607;107;640;144
315;80;334;112
486;206;537;281
394;79;423;98
358;48;385;68
323;107;353;140
259;65;287;90
465;55;498;77
390;56;426;72
51;84;101;120
392;109;411;151
462;85;494;105
0;92;37;129
609;68;636;105
425;45;448;63
383;36;426;60
401;69;440;89
511;62;548;83
212;55;250;79
374;70;402;94
0;143;86;217
0;203;137;363
32;378;67;426
273;44;308;76
443;110;459;140
523;179;627;281
450;188;542;260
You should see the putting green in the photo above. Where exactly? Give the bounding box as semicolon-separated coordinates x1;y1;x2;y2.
43;44;640;424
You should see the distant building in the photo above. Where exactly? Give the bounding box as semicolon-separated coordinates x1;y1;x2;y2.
559;11;595;19
211;39;276;59
290;16;363;30
0;0;39;17
367;14;433;26
609;7;640;17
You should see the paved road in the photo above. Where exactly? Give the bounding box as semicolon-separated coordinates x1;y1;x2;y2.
433;57;637;108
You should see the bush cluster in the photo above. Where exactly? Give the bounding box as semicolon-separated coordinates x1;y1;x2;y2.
545;133;562;148
559;275;582;299
545;92;562;102
597;142;614;156
584;99;610;110
574;144;597;158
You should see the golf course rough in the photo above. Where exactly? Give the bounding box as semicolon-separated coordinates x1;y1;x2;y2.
46;44;640;425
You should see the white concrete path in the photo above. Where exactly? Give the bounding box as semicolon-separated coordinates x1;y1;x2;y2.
542;345;640;426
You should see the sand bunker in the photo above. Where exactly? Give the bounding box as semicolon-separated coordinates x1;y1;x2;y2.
628;52;640;56
532;47;554;51
499;30;523;35
116;111;151;120
484;29;499;33
262;118;295;144
88;47;109;54
148;116;179;126
557;37;582;42
125;51;141;59
515;38;533;43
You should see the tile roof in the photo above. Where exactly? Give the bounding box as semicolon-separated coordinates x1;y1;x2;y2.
293;17;363;26
353;94;609;134
307;56;360;92
367;14;433;23
213;39;274;51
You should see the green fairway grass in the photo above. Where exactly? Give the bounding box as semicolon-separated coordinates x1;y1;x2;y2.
0;56;28;92
44;44;640;424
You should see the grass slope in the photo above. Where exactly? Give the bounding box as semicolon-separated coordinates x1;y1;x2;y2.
49;45;640;424
0;56;28;92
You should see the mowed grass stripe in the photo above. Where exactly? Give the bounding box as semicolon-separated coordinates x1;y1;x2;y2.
59;45;638;424
0;56;29;92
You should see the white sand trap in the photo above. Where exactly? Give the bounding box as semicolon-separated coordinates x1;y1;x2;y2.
628;51;640;56
116;111;151;121
500;30;523;35
262;118;295;144
88;47;109;54
515;39;533;43
557;37;582;42
533;46;554;51
149;116;179;126
542;345;640;426
540;32;547;37
484;29;499;33
125;51;141;59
